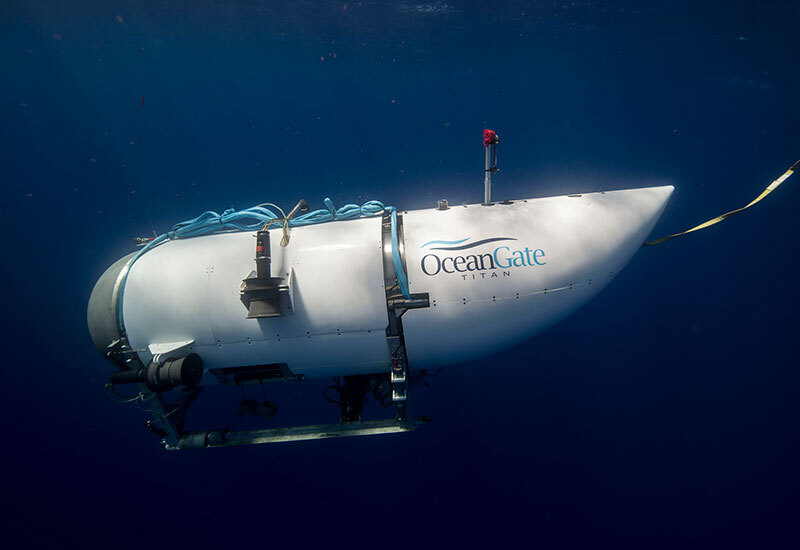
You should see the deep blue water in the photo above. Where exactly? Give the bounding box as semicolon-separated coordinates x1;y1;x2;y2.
2;1;799;547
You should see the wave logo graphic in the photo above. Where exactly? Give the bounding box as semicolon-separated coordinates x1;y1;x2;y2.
420;237;518;251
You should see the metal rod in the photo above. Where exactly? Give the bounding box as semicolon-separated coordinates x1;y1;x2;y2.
172;417;431;449
484;146;492;205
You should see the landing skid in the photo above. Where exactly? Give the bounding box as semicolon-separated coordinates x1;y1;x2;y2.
173;416;431;450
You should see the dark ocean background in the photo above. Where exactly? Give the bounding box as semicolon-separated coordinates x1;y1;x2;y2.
2;1;799;547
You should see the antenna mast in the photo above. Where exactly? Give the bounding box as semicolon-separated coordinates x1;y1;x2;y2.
483;129;500;205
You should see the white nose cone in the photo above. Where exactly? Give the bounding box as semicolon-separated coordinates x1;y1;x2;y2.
400;185;674;368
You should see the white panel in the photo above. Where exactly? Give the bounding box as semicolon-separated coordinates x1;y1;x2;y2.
289;219;388;334
123;235;218;351
148;340;194;355
205;217;386;342
123;217;390;378
399;186;673;367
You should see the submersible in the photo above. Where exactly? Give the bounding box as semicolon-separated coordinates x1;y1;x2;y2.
87;130;683;450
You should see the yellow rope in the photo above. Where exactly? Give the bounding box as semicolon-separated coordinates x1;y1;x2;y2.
644;160;799;246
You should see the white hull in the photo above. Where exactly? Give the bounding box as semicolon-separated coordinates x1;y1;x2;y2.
94;185;673;380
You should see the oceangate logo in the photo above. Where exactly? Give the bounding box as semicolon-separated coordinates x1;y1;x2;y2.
419;237;546;279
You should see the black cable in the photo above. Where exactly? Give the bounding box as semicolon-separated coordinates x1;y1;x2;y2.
323;385;342;405
104;383;142;403
323;376;344;404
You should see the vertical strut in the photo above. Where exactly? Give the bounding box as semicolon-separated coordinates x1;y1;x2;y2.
483;129;500;205
484;145;492;205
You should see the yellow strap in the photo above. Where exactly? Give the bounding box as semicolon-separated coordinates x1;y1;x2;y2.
643;160;800;247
